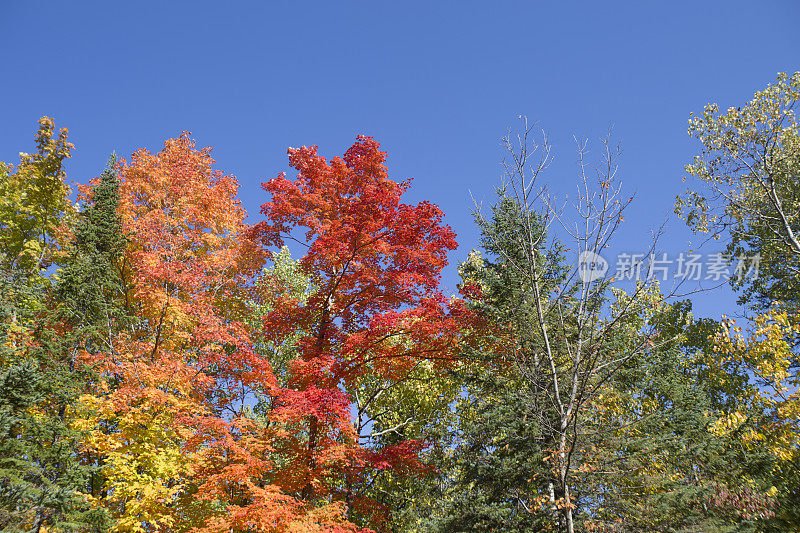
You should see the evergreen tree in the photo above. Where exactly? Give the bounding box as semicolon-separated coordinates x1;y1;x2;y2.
0;157;126;531
410;195;566;532
587;298;776;532
0;271;106;532
415;368;552;533
55;156;129;366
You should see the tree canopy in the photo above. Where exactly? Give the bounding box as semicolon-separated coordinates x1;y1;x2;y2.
1;72;799;532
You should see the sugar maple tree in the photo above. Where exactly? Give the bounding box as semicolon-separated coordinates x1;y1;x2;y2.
247;136;466;528
77;134;271;531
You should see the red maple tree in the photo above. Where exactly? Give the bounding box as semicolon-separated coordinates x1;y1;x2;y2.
247;136;465;527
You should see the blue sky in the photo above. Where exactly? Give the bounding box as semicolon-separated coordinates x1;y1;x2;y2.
1;1;798;319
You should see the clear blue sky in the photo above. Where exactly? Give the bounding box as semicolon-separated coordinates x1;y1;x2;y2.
1;2;798;319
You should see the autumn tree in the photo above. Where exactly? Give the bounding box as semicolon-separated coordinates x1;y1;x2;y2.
247;136;465;529
676;71;800;311
678;72;800;530
77;134;270;532
0;117;74;273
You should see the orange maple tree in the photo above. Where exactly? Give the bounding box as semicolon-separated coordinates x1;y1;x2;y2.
78;134;276;530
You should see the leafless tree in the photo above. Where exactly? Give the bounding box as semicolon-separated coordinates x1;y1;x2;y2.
472;117;679;532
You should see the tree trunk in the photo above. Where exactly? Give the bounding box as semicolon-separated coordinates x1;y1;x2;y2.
301;415;318;500
559;431;574;533
31;508;43;533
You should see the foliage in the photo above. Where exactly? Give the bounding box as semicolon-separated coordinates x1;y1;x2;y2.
586;295;776;532
2;81;799;532
0;123;110;533
0;117;74;273
77;134;268;532
0;274;106;532
712;308;800;530
247;136;467;530
676;71;800;310
411;364;552;533
678;71;800;531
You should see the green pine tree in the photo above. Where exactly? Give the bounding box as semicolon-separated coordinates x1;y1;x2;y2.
55;155;129;366
408;195;566;532
587;299;776;532
0;157;127;531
